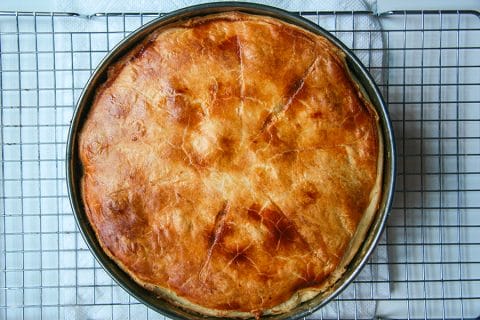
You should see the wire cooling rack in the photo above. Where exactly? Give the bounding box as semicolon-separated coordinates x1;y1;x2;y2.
0;9;479;320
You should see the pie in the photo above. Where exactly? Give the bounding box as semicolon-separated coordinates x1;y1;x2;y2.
79;11;383;318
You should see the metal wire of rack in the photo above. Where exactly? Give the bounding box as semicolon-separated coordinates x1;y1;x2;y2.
0;9;479;320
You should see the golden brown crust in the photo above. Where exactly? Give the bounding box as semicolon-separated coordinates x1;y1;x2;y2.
79;12;382;317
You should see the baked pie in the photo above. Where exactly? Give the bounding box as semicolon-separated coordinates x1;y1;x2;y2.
79;11;383;318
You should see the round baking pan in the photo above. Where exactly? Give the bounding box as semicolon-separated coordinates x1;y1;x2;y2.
66;2;396;319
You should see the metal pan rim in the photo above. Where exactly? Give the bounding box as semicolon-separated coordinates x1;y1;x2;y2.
66;2;396;319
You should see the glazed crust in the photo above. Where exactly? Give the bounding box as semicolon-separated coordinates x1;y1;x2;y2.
79;12;382;317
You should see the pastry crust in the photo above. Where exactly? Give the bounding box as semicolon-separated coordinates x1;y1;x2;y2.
79;12;383;318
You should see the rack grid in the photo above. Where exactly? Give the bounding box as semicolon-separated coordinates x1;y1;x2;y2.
0;9;479;319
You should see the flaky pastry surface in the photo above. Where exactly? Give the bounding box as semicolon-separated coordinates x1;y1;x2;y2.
79;12;382;318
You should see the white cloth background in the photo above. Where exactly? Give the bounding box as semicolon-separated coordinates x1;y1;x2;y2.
56;0;377;15
48;0;389;318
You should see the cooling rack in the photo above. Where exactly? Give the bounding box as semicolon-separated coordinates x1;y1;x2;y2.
0;9;479;320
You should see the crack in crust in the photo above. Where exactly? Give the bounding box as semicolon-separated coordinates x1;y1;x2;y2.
236;30;246;149
199;201;231;282
258;56;318;134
